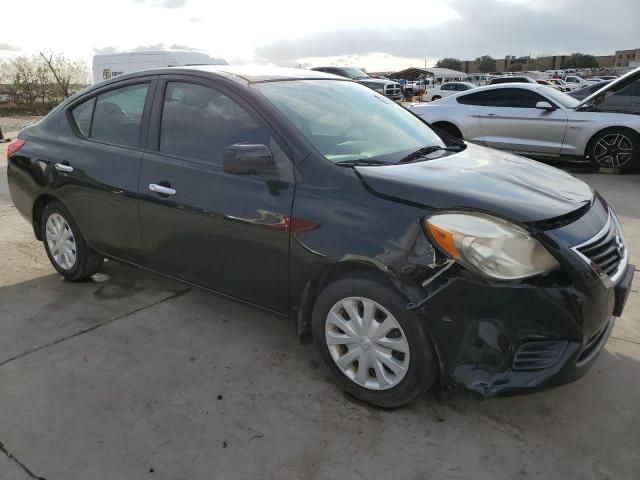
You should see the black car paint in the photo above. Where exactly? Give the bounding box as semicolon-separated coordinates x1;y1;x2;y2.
7;67;632;397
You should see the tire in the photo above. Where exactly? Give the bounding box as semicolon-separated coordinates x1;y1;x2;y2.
588;128;639;171
312;273;438;408
431;95;442;101
41;201;103;281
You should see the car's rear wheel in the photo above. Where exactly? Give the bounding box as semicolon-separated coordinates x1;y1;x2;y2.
588;128;639;170
42;201;103;280
431;95;442;101
312;273;438;407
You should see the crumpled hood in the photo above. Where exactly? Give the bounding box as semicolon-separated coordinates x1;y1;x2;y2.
356;143;593;223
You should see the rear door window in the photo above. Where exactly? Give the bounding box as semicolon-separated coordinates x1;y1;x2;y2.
91;84;150;147
159;82;269;165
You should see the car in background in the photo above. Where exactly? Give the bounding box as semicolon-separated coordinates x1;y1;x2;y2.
426;82;476;101
92;49;227;84
564;75;589;89
7;65;633;406
310;66;403;100
536;79;561;90
547;78;572;92
489;76;537;85
568;80;613;100
599;75;619;81
408;72;640;170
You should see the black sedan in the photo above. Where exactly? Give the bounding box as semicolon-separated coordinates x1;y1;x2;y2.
7;66;633;407
569;80;612;100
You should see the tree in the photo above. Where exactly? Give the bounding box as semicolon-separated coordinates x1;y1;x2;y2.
435;57;462;71
563;52;598;69
6;56;43;104
39;52;90;98
475;55;496;73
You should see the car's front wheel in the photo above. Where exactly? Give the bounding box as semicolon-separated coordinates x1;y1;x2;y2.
312;273;438;407
431;95;441;101
588;128;639;170
42;201;103;280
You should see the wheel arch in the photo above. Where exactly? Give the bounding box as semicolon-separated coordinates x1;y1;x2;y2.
32;193;63;240
295;259;419;344
584;125;640;159
431;120;463;139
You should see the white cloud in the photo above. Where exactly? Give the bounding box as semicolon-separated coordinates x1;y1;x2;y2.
0;0;636;71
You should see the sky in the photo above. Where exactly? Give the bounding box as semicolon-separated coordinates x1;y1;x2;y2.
0;0;636;71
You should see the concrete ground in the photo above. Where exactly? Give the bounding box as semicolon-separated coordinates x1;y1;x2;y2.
1;134;639;480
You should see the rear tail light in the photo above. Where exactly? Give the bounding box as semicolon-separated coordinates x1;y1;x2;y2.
7;139;26;161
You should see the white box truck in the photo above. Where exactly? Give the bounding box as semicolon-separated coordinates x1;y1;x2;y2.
92;49;227;84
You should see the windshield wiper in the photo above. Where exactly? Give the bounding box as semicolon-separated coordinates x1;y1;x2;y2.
335;159;393;167
397;145;464;164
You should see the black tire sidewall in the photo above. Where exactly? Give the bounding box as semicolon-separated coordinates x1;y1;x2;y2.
589;128;639;170
41;201;92;280
432;95;441;101
312;275;439;408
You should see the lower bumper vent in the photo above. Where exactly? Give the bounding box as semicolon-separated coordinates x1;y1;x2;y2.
513;340;568;370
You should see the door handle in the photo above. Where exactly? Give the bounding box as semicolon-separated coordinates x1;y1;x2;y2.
54;163;74;173
485;113;497;117
149;183;176;196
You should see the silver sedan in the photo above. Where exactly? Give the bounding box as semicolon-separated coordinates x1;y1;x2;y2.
408;70;640;170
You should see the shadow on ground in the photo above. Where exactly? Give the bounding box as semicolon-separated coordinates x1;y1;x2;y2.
0;262;639;480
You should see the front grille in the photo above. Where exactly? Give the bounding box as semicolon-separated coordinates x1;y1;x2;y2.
385;85;401;96
573;211;627;282
512;340;568;370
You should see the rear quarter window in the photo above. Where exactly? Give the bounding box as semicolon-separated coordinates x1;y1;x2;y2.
457;91;491;105
71;98;95;137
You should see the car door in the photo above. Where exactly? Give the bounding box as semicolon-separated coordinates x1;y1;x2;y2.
138;77;295;313
477;88;568;154
56;77;155;262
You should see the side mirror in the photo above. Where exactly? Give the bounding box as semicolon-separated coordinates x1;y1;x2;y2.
223;143;274;175
536;101;556;112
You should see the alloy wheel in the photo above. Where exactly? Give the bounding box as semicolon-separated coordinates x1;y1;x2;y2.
45;213;77;270
325;297;410;390
594;133;633;168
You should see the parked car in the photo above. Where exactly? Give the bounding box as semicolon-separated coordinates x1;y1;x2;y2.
489;76;537;85
568;80;612;100
564;75;589;89
536;79;561;90
599;75;619;81
408;71;640;170
310;66;403;100
92;49;227;84
580;69;640;116
547;78;572;92
426;82;476;101
7;66;633;407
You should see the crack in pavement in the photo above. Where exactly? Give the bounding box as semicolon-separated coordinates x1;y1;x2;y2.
611;335;640;346
0;288;191;369
0;441;47;480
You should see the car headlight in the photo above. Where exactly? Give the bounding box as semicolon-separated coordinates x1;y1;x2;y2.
374;86;385;94
424;213;559;280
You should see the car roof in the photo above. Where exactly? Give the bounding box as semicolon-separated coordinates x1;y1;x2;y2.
433;82;546;102
92;65;342;88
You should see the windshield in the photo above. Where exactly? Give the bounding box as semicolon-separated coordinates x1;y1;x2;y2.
339;68;369;80
255;80;446;163
538;86;581;109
